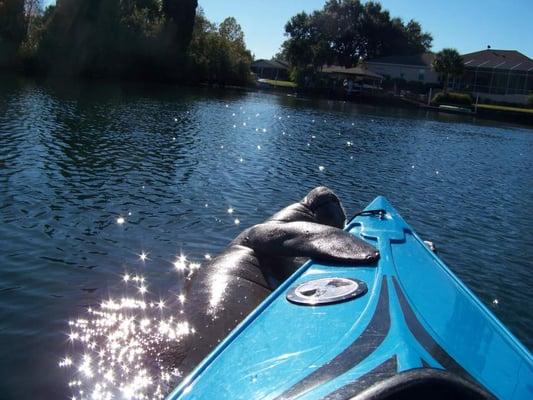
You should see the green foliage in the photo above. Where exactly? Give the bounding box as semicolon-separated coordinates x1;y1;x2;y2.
404;20;433;55
161;0;197;58
35;0;122;76
432;48;464;93
0;0;253;85
281;0;432;69
2;0;201;79
187;12;252;86
0;0;26;65
432;91;472;106
219;17;244;46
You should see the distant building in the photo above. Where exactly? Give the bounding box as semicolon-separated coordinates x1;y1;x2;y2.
251;59;289;81
321;65;383;91
452;49;533;104
367;49;533;104
365;53;439;84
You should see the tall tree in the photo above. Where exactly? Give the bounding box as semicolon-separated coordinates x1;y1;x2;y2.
219;17;244;46
162;0;197;53
36;0;121;76
280;0;432;69
23;0;41;35
33;0;198;78
283;12;315;67
433;48;464;93
404;20;433;54
0;0;26;64
188;10;252;85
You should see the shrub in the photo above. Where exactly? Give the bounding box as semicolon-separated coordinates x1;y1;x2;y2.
432;91;473;106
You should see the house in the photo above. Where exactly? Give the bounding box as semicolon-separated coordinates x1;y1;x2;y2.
366;48;533;104
321;65;383;91
365;53;439;84
251;59;289;81
452;49;533;104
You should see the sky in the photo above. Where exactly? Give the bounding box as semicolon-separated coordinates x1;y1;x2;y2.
42;0;533;59
198;0;533;59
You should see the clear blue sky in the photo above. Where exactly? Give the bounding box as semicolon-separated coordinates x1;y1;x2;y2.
42;0;533;59
198;0;533;59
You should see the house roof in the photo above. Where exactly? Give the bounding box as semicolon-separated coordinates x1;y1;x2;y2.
251;59;289;70
461;49;533;71
366;53;435;67
322;65;383;79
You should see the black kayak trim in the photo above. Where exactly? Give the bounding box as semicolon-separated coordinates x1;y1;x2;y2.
275;277;390;399
273;275;496;400
392;277;481;385
321;356;397;400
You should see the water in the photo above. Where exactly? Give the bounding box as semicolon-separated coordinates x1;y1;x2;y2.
0;75;532;398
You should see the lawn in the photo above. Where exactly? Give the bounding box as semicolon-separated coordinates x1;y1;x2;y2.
257;79;297;88
477;104;533;114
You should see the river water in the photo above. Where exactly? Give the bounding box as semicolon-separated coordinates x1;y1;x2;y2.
1;75;532;398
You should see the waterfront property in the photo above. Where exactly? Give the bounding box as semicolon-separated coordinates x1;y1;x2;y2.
365;53;439;84
451;49;533;105
366;48;533;105
251;59;289;81
321;65;383;92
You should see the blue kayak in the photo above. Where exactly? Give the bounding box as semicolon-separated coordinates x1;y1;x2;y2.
167;196;532;399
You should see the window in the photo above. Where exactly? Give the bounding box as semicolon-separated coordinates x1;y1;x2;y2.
418;69;425;81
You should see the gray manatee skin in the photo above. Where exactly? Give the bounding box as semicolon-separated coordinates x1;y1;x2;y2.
166;187;379;381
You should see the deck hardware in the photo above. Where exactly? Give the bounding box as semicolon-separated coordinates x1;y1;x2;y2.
287;277;367;305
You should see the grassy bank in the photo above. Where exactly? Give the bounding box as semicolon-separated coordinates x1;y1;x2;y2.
475;103;533;125
477;104;533;114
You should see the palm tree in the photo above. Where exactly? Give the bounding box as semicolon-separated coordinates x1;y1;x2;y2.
433;48;464;93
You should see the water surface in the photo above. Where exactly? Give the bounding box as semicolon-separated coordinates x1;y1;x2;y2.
1;76;532;398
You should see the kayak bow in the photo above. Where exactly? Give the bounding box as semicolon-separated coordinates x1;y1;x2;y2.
167;196;532;399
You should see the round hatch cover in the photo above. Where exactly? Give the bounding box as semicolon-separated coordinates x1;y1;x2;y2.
286;277;367;305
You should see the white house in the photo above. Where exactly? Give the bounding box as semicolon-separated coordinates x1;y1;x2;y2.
365;53;439;84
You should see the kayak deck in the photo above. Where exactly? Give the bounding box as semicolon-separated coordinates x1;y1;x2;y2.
167;196;532;399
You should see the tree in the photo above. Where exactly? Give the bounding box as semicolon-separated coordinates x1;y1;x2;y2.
283;12;315;67
433;48;464;93
219;17;244;46
32;0;198;78
23;0;41;35
35;0;122;76
404;20;433;54
0;0;255;85
280;0;432;69
0;0;26;65
187;10;252;86
162;0;198;53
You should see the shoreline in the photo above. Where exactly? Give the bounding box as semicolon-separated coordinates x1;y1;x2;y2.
257;82;533;126
2;70;532;127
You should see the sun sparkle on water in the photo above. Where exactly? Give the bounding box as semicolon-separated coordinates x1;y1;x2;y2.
59;104;363;399
60;252;205;400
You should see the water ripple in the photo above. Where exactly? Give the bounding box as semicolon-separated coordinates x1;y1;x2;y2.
1;79;532;398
